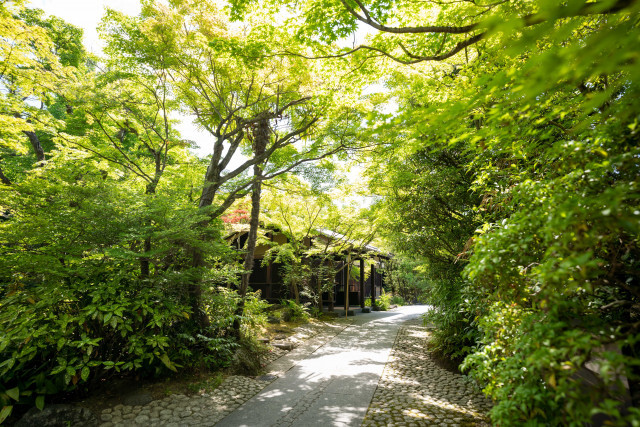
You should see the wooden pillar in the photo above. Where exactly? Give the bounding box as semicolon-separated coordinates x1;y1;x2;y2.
359;258;365;308
328;259;335;312
266;262;272;299
344;255;350;317
343;259;348;308
371;263;376;310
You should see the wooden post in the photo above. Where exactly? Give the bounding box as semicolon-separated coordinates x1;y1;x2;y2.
345;254;350;318
371;263;376;310
266;262;272;299
359;258;365;308
328;259;335;312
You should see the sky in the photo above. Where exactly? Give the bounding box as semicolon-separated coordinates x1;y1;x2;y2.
29;0;141;54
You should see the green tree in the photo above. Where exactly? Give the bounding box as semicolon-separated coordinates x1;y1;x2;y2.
100;0;364;324
358;1;640;423
0;1;81;185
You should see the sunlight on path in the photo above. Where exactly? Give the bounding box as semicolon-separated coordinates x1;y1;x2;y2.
216;306;427;426
362;319;492;426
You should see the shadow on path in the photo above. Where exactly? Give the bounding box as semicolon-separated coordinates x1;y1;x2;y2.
215;306;429;427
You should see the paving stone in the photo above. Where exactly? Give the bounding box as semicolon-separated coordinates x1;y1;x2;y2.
94;312;492;427
361;319;492;427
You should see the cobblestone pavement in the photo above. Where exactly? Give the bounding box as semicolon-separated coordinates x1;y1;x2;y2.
97;312;492;426
98;320;350;427
217;306;427;426
362;319;493;427
99;376;265;427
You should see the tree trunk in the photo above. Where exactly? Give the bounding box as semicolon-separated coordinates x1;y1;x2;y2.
0;166;11;186
291;277;300;304
240;170;263;297
141;237;151;278
23;131;45;163
188;246;209;328
234;117;269;337
141;179;160;279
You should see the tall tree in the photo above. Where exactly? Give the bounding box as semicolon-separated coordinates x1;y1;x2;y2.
100;0;363;323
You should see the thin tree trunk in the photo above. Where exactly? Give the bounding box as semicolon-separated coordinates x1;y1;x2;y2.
188;246;207;325
141;237;151;278
234;117;269;337
23;131;45;163
291;277;300;304
141;179;159;279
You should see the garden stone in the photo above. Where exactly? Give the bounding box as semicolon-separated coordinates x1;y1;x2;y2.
272;342;294;351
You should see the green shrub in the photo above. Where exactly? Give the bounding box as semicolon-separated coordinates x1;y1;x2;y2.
281;299;309;322
241;291;270;337
364;290;392;311
230;336;269;376
389;295;405;306
0;275;209;419
422;270;480;360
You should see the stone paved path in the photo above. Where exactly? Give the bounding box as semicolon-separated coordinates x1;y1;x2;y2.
98;320;352;426
98;306;492;426
362;319;492;426
216;306;428;426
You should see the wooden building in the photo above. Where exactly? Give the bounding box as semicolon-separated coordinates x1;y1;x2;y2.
225;225;390;309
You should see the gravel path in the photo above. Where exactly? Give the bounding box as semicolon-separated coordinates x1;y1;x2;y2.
362;319;492;426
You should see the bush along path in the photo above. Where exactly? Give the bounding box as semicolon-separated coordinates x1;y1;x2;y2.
363;318;492;427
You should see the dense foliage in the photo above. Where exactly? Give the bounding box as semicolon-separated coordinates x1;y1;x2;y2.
356;1;640;424
2;0;639;425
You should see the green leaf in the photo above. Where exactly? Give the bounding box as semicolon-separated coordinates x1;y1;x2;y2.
158;353;177;372
50;365;66;375
35;395;45;411
0;406;12;424
6;387;19;402
81;366;90;381
103;312;113;325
